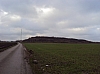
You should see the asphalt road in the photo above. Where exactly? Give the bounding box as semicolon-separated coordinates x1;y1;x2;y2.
0;43;32;74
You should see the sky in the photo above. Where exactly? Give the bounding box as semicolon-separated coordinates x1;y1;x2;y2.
0;0;100;42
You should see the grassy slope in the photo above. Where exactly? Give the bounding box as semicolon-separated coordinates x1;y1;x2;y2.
24;43;100;74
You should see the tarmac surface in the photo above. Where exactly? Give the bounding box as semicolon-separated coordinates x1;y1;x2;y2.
0;43;32;74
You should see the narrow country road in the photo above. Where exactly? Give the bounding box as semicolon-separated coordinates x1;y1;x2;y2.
0;43;32;74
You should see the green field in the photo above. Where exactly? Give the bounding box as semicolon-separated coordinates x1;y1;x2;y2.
23;43;100;74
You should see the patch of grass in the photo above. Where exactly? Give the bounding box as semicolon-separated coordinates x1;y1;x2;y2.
23;43;100;74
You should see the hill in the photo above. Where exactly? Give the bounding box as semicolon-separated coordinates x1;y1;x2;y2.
22;36;97;43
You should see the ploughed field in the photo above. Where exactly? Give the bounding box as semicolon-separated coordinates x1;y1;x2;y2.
23;43;100;74
0;42;17;52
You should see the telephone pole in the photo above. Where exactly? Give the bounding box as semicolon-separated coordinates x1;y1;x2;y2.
21;29;22;42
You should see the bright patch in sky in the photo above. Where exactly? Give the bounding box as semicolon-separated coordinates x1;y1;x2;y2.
97;28;100;30
10;15;21;21
41;8;53;14
36;7;54;15
3;11;8;15
0;10;8;17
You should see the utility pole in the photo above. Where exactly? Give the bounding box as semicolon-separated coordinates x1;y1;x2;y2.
21;29;22;42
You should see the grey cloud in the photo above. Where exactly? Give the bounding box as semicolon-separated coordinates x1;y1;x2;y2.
0;0;100;41
11;19;44;29
78;0;100;13
9;19;47;35
0;0;37;18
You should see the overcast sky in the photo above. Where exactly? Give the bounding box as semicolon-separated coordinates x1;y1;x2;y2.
0;0;100;41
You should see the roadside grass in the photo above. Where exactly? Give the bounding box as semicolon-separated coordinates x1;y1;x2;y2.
23;43;100;74
0;42;17;52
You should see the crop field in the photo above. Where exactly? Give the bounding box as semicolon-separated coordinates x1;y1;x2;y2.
24;43;100;74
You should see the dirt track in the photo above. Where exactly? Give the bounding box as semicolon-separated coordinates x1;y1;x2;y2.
0;43;32;74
